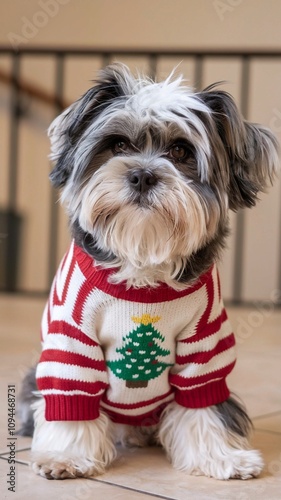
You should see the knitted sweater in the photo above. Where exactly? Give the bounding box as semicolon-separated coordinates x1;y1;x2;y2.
36;241;236;426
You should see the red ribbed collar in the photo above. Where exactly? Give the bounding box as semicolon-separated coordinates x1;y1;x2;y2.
74;243;213;304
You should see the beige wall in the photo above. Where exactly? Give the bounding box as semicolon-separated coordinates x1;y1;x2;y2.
0;0;281;301
1;0;281;50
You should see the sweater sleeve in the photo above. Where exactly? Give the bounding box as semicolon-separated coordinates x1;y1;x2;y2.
36;243;109;421
169;266;236;408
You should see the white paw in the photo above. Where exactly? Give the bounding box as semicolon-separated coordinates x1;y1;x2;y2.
218;449;263;480
32;455;103;480
195;449;264;480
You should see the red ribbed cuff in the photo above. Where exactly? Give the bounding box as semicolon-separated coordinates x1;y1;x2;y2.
44;394;101;421
175;379;230;408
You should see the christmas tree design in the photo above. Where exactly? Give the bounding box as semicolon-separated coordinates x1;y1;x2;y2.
106;314;173;388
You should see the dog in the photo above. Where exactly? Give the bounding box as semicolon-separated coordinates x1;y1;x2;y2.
19;63;279;480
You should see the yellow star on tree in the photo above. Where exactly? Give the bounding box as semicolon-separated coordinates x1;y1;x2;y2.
131;314;161;326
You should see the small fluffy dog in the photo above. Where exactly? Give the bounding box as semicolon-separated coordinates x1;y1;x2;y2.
20;63;279;480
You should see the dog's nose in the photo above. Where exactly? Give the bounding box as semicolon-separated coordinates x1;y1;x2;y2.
128;170;158;193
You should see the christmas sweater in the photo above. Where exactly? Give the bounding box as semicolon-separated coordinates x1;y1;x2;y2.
36;241;236;426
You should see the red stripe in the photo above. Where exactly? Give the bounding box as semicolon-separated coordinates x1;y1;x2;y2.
102;389;173;410
60;250;68;271
72;281;92;324
197;308;228;338
53;247;76;307
176;333;235;365
48;321;99;347
39;349;107;372
37;376;108;394
103;404;168;426
195;268;214;332
51;245;93;326
74;243;213;303
169;360;236;388
182;308;228;344
47;302;51;327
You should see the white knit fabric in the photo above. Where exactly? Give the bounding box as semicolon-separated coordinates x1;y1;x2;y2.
36;241;236;425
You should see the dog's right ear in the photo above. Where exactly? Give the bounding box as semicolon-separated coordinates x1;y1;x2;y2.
48;63;135;187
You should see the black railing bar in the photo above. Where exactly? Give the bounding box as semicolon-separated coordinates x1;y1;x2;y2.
232;56;251;304
2;46;281;57
4;52;22;292
240;56;250;118
194;55;204;90
148;54;157;80
101;53;112;67
232;215;246;305
47;53;65;289
8;52;21;210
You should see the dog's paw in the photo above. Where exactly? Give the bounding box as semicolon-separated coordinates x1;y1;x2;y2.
31;455;102;480
204;449;264;480
32;460;81;479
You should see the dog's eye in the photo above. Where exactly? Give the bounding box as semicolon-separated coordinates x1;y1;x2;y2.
112;139;129;154
169;144;190;161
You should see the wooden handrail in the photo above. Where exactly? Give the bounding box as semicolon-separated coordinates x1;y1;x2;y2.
0;67;69;109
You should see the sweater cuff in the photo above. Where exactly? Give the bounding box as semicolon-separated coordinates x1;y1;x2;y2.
44;394;101;421
174;379;230;409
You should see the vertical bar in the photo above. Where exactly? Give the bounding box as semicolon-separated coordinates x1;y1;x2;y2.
8;53;21;210
5;53;22;291
47;53;65;289
101;53;111;68
148;54;157;80
232;56;250;304
194;55;204;90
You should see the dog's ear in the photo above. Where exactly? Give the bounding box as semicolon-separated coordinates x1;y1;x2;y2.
48;63;135;187
199;86;279;210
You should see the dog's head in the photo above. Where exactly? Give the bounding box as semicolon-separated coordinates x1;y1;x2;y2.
48;63;279;288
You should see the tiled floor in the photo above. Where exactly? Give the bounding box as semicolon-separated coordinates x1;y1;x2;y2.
0;294;280;499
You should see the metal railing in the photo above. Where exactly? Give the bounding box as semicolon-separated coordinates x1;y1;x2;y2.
0;46;280;304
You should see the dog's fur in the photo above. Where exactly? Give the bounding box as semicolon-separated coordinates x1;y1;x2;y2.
19;64;279;480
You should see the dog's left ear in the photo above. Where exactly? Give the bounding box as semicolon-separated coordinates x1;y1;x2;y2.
199;87;280;210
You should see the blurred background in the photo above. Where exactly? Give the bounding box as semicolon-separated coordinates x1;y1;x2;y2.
0;0;280;305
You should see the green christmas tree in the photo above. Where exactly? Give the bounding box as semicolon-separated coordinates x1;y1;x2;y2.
106;314;173;388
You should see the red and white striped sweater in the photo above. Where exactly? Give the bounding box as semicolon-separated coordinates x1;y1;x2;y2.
37;241;236;426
